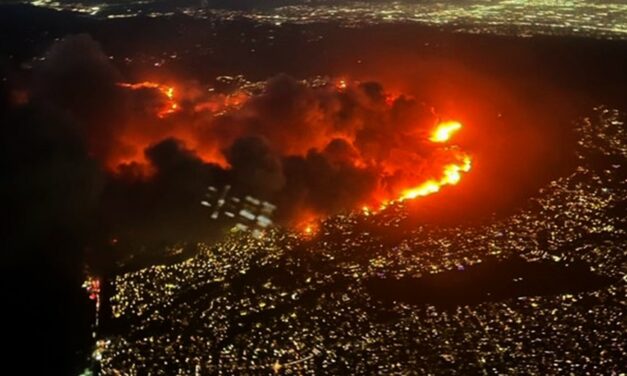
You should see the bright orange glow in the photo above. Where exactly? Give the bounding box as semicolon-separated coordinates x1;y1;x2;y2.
193;91;249;114
429;121;462;143
399;154;471;201
336;79;347;90
301;222;320;237
297;213;320;236
105;77;473;225
400;180;441;200
386;120;471;202
384;93;400;106
379;201;389;210
118;81;180;118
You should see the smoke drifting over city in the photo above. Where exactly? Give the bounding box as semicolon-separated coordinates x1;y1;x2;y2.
7;34;473;243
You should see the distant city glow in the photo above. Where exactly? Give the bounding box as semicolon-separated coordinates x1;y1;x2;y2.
27;0;627;39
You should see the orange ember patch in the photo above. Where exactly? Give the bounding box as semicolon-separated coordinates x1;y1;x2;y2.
107;78;473;226
368;120;471;207
399;154;471;201
300;222;320;237
193;91;250;114
296;212;320;236
429;121;462;143
397;121;470;201
118;81;180;118
336;79;348;91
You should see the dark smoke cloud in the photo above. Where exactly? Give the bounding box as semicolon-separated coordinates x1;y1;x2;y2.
207;74;434;160
1;36;112;373
198;74;443;221
3;103;104;267
208;74;342;156
4;34;445;251
226;136;286;196
33;34;127;160
279;150;378;221
102;139;228;244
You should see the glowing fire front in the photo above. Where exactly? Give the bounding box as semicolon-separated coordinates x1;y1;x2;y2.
108;77;473;232
117;81;179;118
399;154;471;200
429;120;462;143
391;121;471;202
300;121;472;234
399;120;471;201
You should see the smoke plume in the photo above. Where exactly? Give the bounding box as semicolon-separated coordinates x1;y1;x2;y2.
5;34;471;245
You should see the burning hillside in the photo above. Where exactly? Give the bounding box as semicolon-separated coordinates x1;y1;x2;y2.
14;34;476;236
112;75;472;224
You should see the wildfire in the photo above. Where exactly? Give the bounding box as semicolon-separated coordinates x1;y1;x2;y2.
117;81;180;118
429;121;462;143
399;154;471;201
296;119;472;225
393;120;472;203
106;77;473;227
336;79;348;91
301;221;320;236
297;213;320;236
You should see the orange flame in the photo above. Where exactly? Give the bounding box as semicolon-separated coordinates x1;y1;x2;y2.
109;78;472;224
399;154;471;201
300;221;320;237
393;120;471;203
429;121;462;143
118;81;180;118
336;79;348;91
